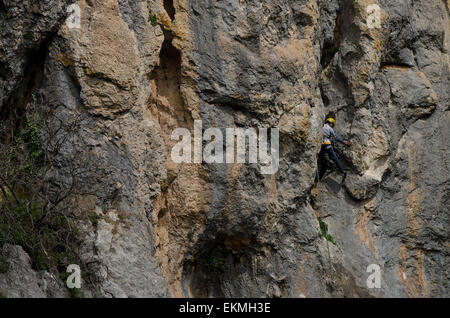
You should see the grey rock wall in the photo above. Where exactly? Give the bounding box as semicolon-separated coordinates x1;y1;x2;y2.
0;0;448;298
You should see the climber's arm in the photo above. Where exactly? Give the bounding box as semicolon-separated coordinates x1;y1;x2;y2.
331;128;346;145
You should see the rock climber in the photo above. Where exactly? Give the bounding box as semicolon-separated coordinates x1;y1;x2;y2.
316;117;352;182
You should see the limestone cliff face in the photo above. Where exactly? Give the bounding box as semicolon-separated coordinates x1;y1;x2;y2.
0;0;448;297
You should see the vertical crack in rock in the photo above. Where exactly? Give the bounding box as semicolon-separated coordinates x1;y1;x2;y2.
1;36;48;120
0;62;7;80
320;10;341;70
149;5;211;297
150;30;187;130
163;0;176;22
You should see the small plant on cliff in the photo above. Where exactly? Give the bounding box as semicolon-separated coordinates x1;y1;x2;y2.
317;217;343;254
317;217;337;246
187;230;195;243
207;257;225;273
148;9;158;26
90;213;101;228
316;216;343;265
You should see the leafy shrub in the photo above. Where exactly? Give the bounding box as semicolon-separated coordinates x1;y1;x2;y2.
0;104;81;275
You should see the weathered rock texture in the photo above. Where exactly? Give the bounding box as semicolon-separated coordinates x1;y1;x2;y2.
0;244;65;298
0;0;448;297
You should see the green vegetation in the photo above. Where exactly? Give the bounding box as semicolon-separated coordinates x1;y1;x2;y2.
148;9;158;26
0;91;98;299
90;213;101;228
187;230;194;243
9;112;44;176
59;271;84;298
0;255;9;273
0;107;81;278
317;216;343;264
68;287;84;298
118;214;125;221
101;205;111;214
0;290;7;298
0;198;79;271
207;257;225;273
317;217;338;246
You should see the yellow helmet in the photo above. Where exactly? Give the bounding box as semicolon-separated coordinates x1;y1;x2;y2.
326;118;335;126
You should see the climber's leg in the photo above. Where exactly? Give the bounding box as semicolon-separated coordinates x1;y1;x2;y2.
326;145;345;174
316;156;321;182
317;145;326;181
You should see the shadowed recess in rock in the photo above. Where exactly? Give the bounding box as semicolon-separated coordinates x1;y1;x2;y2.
164;0;175;21
183;235;255;298
0;37;47;120
320;10;341;69
0;62;7;80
